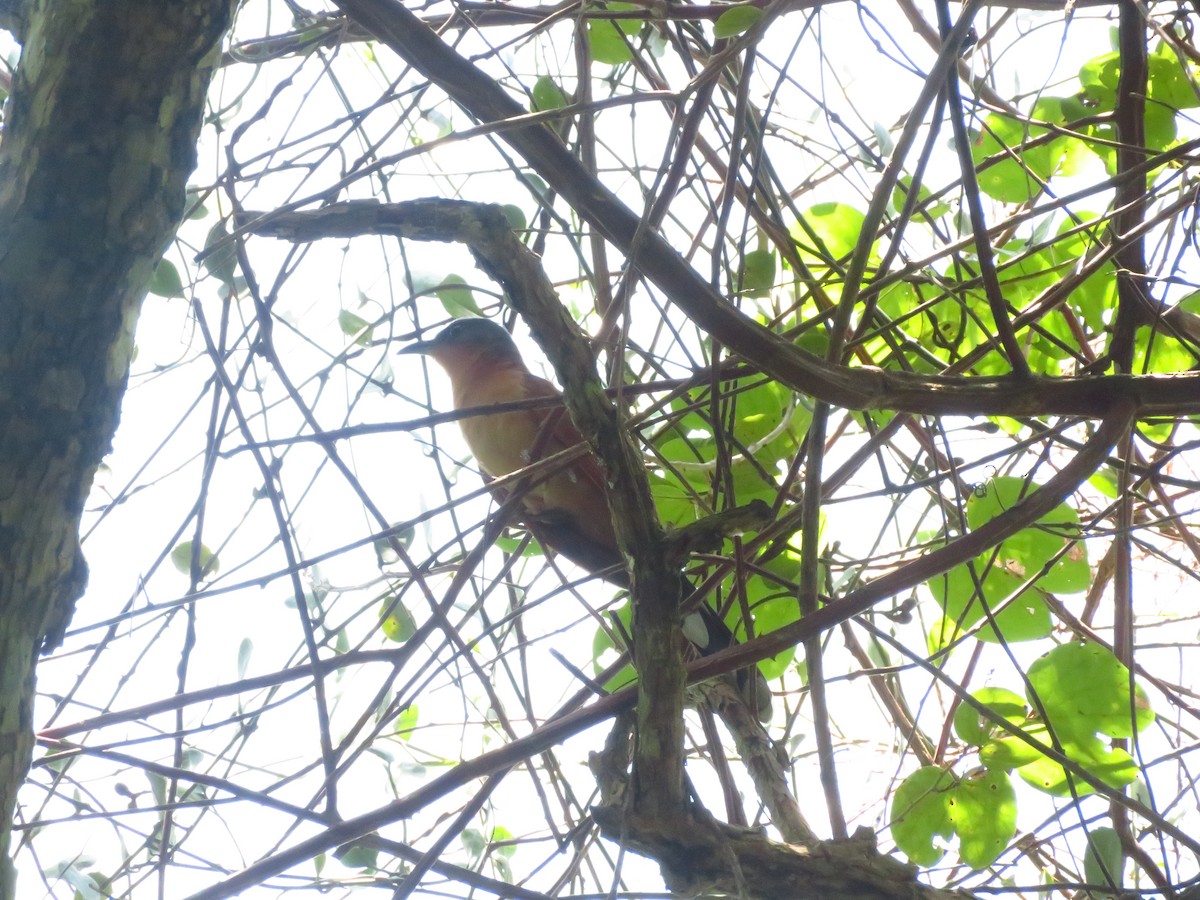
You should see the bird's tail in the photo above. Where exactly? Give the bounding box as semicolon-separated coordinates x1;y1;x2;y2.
682;595;773;723
526;513;773;721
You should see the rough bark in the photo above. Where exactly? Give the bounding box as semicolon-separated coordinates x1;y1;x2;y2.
0;2;232;894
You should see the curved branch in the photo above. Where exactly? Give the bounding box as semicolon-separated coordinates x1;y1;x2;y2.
243;200;1200;418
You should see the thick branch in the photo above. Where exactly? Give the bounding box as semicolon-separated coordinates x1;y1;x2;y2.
452;206;693;817
0;2;232;894
1108;0;1149;370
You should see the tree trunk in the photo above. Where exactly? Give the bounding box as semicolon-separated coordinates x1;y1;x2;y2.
0;2;232;894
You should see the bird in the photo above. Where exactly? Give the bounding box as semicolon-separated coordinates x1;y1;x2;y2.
401;316;771;720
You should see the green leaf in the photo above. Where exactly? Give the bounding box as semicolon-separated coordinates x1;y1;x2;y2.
419;107;453;140
1148;41;1200;110
593;601;638;693
891;766;955;866
395;704;419;740
738;590;798;680
713;5;763;39
892;765;1016;870
608;2;642;34
336;843;378;870
986;643;1154;796
971;112;1071;203
648;471;704;527
494;532;543;557
494;856;513;881
1076;48;1185;172
658;435;710;469
1016;734;1138;796
491;825;517;858
375;524;414;566
964;477;1020;526
236;637;252;679
170;540;219;577
954;687;1027;747
201;221;238;286
185;186;209;220
147;771;168;807
1089;468;1120;499
927;563;1052;643
338;309;373;345
41;748;73;776
180;748;204;769
728;457;781;505
45;859;102;900
1133;325;1196;376
587;17;634;65
1143;101;1179;152
951;768;1017;869
378;596;416;643
436;274;484;317
996;240;1067;307
1027;641;1154;740
531;75;569;112
891;176;950;220
966;476;1090;595
500;204;527;231
793;327;830;358
1079;52;1120;107
1179;290;1200;315
979;732;1043;771
1031;99;1091;179
1083;826;1124;894
728;378;791;447
462;827;485;859
740;248;776;296
796;202;867;262
149;259;185;298
1083;45;1200;113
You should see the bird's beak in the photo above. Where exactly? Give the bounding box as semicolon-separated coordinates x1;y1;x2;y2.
398;337;437;356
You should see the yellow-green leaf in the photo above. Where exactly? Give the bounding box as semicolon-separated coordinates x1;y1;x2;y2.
171;540;219;577
379;597;416;643
713;5;763;39
338;309;373;346
149;259;185;298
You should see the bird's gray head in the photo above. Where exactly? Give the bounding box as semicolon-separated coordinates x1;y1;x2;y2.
400;317;522;361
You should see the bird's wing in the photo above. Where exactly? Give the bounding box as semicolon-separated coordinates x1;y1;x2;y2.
515;378;774;720
520;372;610;496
